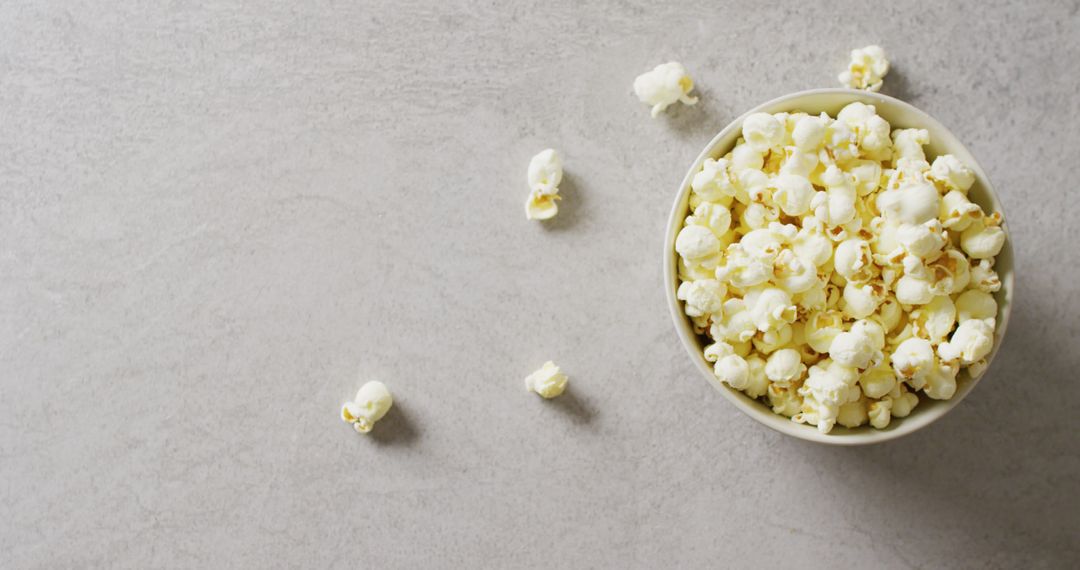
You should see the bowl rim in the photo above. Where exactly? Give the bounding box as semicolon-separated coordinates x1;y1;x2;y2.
663;87;1014;445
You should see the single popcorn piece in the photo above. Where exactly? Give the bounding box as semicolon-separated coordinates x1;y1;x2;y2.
633;62;698;118
525;149;563;220
838;45;890;91
341;381;394;434
675;102;1006;434
525;361;569;399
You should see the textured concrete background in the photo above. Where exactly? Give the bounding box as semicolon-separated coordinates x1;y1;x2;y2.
2;0;1078;568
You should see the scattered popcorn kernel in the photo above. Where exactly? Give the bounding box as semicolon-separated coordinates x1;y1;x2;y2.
525;149;563;220
838;45;890;91
525;361;569;399
341;381;394;434
633;62;698;118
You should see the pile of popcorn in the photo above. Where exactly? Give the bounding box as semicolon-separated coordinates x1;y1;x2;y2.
674;103;1005;433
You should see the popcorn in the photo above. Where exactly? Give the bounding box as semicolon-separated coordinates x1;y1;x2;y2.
842;282;884;319
773;174;816;216
938;319;994;364
525;149;563;220
677;279;726;318
837;398;869;428
891;129;930;163
891;337;935;386
888;386;919;418
768;383;803;417
829;329;881;370
939;190;983;231
961;218;1006;259
955;289;998;323
859;364;898;399
676;103;1006;434
969;259;1002;293
675;225;721;262
742;112;786;152
341;381;394;434
765;348;806;384
923;360;959;400
897;221;946;260
525;361;569;399
867;398;892;429
929;154;975;193
838;45;890;92
793;114;828;150
692;159;737;204
714;353;750;390
805;310;846;354
745;287;797;332
834;239;876;283
633;62;698;117
910;295;956;343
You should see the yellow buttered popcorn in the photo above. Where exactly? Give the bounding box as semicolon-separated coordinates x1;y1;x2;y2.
341;381;394;434
674;102;1006;433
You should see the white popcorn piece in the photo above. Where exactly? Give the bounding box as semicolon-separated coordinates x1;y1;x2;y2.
891;337;935;386
888;387;920;418
792;114;828;151
910;295;956;343
860;364;898;399
744;355;770;399
745;287;797;332
895;274;934;305
525;361;569;399
867;398;893;429
692;202;733;236
768;383;803;417
677;279;726;318
675;224;721;262
969;259;1002;293
929;154;975;193
341;381;394;434
633;62;698;118
939;190;983;231
805;310;846;354
525;149;563;220
927;249;971;295
752;323;793;355
773;174;816;217
714;353;750;390
923;359;959;400
842;282;884;319
818;166;858;227
836;398;869;428
765;348;806;384
829;329;881;370
742;112;786;152
961;218;1006;259
955;289;998;323
838;45;889;92
703;341;734;363
891;129;930;163
938;319;995;365
834;238;875;283
731;143;765;172
710;299;758;343
897;221;946;260
877;182;940;225
691;159;737;204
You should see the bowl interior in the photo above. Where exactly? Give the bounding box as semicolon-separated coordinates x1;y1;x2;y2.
665;88;1013;445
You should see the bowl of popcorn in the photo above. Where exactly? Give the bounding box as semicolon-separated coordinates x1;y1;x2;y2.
665;88;1013;444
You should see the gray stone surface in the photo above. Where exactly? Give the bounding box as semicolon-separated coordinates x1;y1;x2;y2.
2;1;1078;568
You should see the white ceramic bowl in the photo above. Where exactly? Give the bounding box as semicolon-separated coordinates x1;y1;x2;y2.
664;88;1014;445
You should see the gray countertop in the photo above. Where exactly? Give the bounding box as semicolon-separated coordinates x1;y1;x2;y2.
2;1;1078;568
